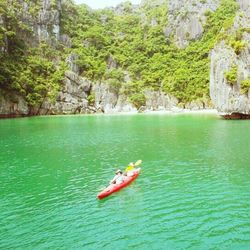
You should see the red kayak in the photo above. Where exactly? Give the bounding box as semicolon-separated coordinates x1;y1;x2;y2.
97;168;141;199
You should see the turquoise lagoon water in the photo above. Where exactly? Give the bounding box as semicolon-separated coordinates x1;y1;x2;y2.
0;114;250;249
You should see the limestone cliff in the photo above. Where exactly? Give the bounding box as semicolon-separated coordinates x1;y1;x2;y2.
0;91;29;117
164;0;220;48
0;0;63;117
16;0;61;46
1;0;246;118
210;0;250;118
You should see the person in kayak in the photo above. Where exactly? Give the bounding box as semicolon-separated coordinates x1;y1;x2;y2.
126;162;135;171
124;162;136;176
110;169;124;185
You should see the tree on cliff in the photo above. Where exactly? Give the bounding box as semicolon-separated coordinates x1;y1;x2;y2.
0;0;240;109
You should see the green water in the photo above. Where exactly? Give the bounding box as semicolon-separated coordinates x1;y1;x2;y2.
0;114;250;249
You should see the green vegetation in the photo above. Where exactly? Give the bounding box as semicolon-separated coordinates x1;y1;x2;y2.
63;0;238;104
230;39;246;55
0;0;240;108
129;93;146;109
240;78;250;94
225;65;238;85
227;29;246;55
0;0;66;108
87;93;95;105
14;44;66;107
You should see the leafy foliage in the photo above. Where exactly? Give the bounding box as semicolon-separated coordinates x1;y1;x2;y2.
0;0;67;108
14;44;66;106
225;65;238;85
240;78;250;94
1;0;240;109
63;0;238;104
227;29;246;55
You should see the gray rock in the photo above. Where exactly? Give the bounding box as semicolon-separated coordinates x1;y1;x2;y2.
124;71;131;83
64;71;91;93
60;34;72;48
165;0;220;48
185;100;204;110
138;106;147;113
66;54;79;74
210;43;250;115
140;0;165;7
144;90;178;111
39;71;91;115
107;56;117;69
92;83;118;113
151;18;158;26
92;83;137;113
113;2;139;15
237;0;250;11
100;14;108;24
210;3;250;117
36;1;61;43
115;94;137;113
0;91;29;117
20;0;61;46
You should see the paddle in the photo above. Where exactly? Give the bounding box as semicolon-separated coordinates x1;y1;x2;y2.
125;159;142;172
98;160;142;191
134;159;142;166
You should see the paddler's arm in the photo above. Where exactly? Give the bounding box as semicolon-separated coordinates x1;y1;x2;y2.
109;176;116;184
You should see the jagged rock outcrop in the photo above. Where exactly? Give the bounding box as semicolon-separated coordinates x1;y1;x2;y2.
185;99;214;110
144;90;178;111
0;91;29;118
66;53;79;74
37;0;61;42
210;0;250;118
27;71;92;116
18;0;61;46
164;0;220;48
92;83;137;113
2;0;242;118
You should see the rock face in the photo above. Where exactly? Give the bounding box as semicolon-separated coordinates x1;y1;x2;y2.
2;0;246;118
39;71;91;115
18;0;61;46
92;83;137;113
165;0;220;48
144;90;178;111
0;91;29;118
210;1;250;118
36;0;61;43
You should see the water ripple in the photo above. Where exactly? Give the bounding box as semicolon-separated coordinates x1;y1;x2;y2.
1;115;250;249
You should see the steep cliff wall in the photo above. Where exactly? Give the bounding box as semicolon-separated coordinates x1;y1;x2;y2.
0;0;63;117
210;0;250;118
16;0;61;46
1;0;245;118
0;90;29;117
164;0;220;48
